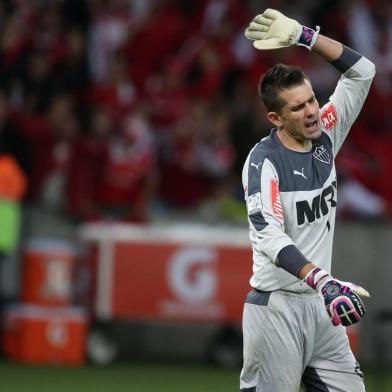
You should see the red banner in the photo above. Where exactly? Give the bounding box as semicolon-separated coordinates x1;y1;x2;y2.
112;242;252;322
80;224;253;323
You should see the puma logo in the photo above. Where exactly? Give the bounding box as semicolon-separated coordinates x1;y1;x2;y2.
250;162;262;170
293;168;307;179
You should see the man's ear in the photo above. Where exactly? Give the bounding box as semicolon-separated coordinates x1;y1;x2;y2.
267;112;283;128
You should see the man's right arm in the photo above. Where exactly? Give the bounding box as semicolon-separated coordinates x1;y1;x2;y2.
311;34;343;62
243;154;295;265
323;51;375;155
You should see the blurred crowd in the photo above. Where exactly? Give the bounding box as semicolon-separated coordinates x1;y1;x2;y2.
1;0;392;225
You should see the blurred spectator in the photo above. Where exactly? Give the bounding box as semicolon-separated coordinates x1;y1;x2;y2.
124;0;192;90
158;103;235;209
67;106;113;221
145;56;190;130
0;90;30;175
53;28;90;96
16;93;79;212
87;51;136;121
158;102;212;208
337;175;390;221
19;48;55;114
198;108;236;184
188;41;226;99
68;104;157;223
0;16;30;94
32;2;66;64
88;0;133;82
90;112;157;222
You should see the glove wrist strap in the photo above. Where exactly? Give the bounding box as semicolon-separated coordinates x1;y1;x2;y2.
297;25;320;50
304;267;330;291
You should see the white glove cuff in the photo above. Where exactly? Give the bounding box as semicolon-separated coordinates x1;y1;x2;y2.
304;267;330;291
296;25;320;50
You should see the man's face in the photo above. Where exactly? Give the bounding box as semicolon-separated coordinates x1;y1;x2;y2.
271;80;321;142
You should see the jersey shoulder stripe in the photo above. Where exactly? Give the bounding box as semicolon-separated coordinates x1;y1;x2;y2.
247;134;280;195
247;135;280;231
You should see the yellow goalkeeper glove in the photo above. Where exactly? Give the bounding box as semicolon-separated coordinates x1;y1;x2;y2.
244;8;320;50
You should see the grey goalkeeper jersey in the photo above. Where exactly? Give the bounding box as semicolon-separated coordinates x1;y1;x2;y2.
242;56;375;293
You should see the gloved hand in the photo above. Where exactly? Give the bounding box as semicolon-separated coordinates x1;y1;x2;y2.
244;9;320;50
305;267;370;326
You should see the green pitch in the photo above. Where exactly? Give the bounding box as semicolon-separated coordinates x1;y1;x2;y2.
0;361;390;391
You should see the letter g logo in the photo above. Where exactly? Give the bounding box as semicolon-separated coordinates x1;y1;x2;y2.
168;247;217;303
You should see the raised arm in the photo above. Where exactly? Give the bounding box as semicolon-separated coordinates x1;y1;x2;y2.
311;34;343;62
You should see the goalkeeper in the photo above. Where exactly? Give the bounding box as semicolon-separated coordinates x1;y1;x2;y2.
241;8;375;392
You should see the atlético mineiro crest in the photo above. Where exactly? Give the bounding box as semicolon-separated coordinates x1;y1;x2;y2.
313;145;330;164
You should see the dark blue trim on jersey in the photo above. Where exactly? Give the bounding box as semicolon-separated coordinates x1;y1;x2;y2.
248;212;267;231
301;367;329;391
268;130;334;192
245;289;271;306
330;45;362;73
247;135;279;231
277;245;309;277
247;130;335;231
240;387;256;392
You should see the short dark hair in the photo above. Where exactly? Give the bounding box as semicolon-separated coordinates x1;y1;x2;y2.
259;63;309;113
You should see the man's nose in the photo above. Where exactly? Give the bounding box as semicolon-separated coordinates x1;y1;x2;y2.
305;102;317;117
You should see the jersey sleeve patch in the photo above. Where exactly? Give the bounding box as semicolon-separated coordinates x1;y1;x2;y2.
270;179;284;221
248;192;262;215
321;102;338;131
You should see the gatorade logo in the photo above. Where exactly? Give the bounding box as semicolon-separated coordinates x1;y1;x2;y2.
46;320;68;348
168;247;217;303
43;259;71;300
